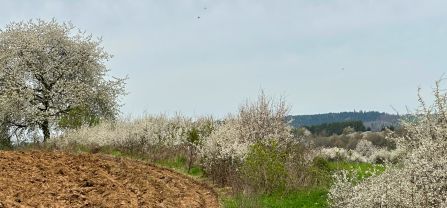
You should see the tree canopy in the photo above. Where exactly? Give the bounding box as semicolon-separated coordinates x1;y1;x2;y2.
0;19;125;142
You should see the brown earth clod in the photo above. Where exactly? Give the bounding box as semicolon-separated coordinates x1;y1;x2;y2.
0;150;219;208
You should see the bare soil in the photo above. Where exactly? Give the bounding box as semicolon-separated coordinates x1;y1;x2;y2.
0;150;219;208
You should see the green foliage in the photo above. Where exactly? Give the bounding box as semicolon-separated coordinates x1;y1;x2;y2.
224;160;385;208
0;137;12;150
188;166;204;177
58;106;100;129
308;157;331;186
313;157;330;171
187;127;200;145
241;140;288;194
0;123;12;150
109;149;123;157
186;127;201;173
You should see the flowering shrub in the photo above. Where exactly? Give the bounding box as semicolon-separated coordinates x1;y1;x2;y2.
305;131;394;151
329;81;447;207
53;115;188;147
368;147;405;164
199;118;248;186
200;118;249;164
199;93;294;188
354;139;376;158
319;147;349;161
317;147;366;163
50;114;216;162
236;92;293;145
317;138;403;164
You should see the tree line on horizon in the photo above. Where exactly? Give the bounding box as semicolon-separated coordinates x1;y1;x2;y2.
287;111;400;131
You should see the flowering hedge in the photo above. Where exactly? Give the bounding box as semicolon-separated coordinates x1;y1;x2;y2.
329;81;447;207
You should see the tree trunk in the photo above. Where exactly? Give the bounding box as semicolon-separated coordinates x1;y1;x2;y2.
41;120;50;142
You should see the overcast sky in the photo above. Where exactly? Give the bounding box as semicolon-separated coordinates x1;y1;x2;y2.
1;0;447;117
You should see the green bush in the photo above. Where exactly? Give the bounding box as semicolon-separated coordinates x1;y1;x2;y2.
186;127;201;173
307;157;331;187
312;156;330;171
241;140;288;194
0;137;12;150
0;124;12;150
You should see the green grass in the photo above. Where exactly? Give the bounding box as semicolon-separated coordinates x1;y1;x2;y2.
223;161;386;208
156;156;204;177
109;149;123;157
223;187;328;208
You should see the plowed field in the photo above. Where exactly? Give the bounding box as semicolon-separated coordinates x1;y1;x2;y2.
0;151;219;208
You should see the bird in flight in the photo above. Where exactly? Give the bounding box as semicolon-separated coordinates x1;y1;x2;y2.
197;6;207;20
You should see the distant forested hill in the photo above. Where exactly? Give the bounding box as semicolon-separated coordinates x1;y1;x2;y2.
287;111;400;131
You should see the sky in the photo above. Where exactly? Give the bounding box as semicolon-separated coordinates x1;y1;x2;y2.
1;0;447;118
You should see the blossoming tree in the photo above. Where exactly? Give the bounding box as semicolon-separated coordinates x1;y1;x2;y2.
329;80;447;207
0;19;125;142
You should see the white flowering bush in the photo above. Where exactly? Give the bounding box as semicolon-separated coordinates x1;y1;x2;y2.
368;147;405;164
329;81;447;207
200;118;249;163
236;92;294;145
317;138;404;164
318;147;366;163
199;118;248;185
54;115;188;146
318;147;349;161
49;114;216;162
199;92;299;191
355;139;377;159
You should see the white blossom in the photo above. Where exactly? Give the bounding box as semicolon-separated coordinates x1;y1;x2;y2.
329;81;447;207
0;19;125;141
